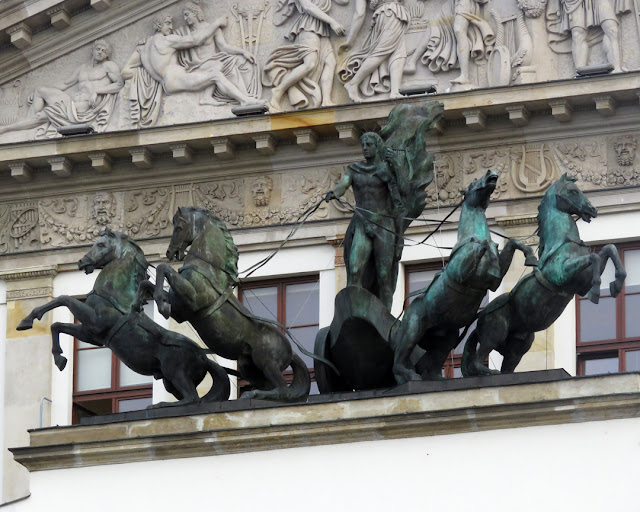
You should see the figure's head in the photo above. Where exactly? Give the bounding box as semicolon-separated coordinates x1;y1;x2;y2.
251;176;273;207
461;169;498;209
153;15;174;35
91;39;111;62
546;173;597;222
183;1;205;25
434;156;455;189
361;132;383;160
92;191;116;226
614;136;637;166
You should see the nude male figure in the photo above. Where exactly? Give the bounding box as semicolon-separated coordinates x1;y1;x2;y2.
326;133;404;309
121;15;259;105
0;40;123;135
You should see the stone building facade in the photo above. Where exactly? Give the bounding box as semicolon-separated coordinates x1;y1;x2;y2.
1;0;640;507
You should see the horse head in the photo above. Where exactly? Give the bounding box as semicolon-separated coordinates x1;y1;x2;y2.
461;169;498;209
547;173;597;223
167;207;196;261
78;228;148;275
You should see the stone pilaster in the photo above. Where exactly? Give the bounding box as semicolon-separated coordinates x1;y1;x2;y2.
1;266;57;503
328;237;346;295
495;215;554;373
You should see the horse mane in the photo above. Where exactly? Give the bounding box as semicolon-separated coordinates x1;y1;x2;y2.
181;207;239;284
102;229;150;275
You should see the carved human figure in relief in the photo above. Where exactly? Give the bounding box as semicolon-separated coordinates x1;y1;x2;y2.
262;0;347;112
251;176;273;207
545;0;630;72
614;135;637;166
428;156;460;202
338;0;410;101
404;0;494;88
178;1;261;107
0;40;123;138
326;133;405;308
121;15;262;128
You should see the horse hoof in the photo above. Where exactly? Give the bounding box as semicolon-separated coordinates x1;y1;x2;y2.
524;256;538;267
158;304;171;319
55;356;67;371
16;318;33;331
610;281;623;298
587;290;600;304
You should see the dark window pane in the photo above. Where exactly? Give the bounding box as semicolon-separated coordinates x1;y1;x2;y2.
579;296;616;342
407;269;440;305
625;294;640;338
242;286;278;321
624;249;640;293
118;397;153;412
289;325;319;367
285;282;319;327
583;356;619;375
625;350;640;371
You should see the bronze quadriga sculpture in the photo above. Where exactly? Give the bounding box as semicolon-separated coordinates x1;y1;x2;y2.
17;228;230;407
462;174;627;376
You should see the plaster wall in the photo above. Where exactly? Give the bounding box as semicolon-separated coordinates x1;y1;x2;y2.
6;416;640;512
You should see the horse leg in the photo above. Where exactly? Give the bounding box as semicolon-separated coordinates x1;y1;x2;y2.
596;244;627;298
498;240;537;279
240;359;289;401
500;331;535;373
392;304;428;384
418;328;459;380
17;295;97;331
152;373;200;408
50;322;94;371
472;309;509;376
132;280;155;313
558;254;601;303
155;263;198;319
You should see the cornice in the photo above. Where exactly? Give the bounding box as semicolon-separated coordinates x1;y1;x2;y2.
11;372;640;471
0;265;57;281
0;0;183;87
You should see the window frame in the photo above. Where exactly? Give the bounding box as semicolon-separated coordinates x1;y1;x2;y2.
576;241;640;375
238;274;320;392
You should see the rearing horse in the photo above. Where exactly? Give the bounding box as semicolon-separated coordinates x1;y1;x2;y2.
17;228;230;407
462;174;627;376
392;170;537;384
134;207;311;402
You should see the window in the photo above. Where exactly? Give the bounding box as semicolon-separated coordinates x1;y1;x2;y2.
405;263;488;378
72;304;154;423
576;242;640;375
239;275;320;394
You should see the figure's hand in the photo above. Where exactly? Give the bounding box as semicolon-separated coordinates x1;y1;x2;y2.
90;92;98;107
242;50;255;63
137;38;147;46
385;148;398;166
331;21;346;36
339;42;351;53
216;16;228;28
325;190;337;203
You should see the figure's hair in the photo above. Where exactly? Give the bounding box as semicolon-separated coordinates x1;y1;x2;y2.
92;39;112;58
183;1;205;21
153;15;173;32
614;135;637;151
361;132;383;148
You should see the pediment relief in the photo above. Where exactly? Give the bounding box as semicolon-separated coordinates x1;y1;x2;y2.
0;0;638;144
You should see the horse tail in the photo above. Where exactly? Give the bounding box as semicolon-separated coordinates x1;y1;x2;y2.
461;329;479;377
202;356;231;402
286;353;311;401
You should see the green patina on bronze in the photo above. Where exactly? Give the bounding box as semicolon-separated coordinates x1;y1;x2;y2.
135;207;312;402
17;228;230;407
462;174;627;376
391;170;537;383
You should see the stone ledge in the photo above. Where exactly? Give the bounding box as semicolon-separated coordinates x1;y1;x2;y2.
11;372;640;471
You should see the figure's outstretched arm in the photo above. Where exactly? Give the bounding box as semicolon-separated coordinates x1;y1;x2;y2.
214;32;255;63
326;170;352;200
297;0;346;35
61;67;81;90
121;50;142;80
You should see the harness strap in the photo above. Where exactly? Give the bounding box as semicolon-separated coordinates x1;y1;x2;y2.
533;268;573;297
